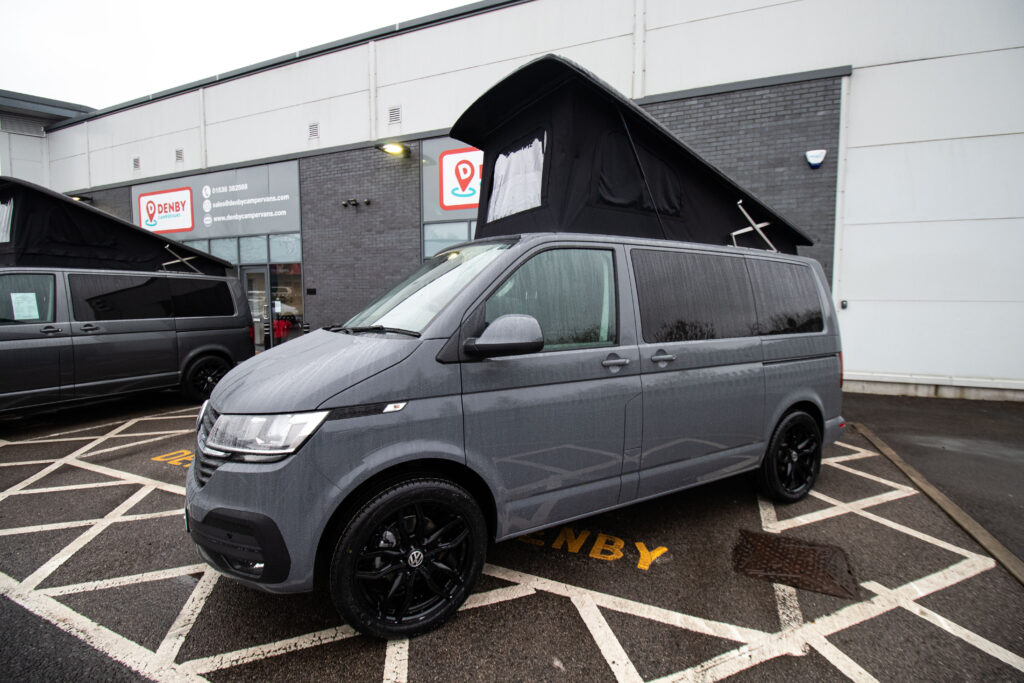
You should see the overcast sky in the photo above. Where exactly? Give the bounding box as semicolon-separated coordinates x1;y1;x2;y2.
3;0;467;110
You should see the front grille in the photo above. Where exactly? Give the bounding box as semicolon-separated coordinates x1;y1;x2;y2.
195;406;229;487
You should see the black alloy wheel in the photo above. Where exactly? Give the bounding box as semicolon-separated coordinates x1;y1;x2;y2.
757;410;822;503
330;478;486;639
182;356;230;403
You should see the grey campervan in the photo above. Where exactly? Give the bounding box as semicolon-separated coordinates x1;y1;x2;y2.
186;233;843;639
0;177;253;413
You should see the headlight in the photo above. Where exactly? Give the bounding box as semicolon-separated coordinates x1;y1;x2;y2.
205;411;329;461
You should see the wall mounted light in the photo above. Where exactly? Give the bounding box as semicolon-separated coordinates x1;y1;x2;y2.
341;199;371;208
377;142;410;158
70;195;93;203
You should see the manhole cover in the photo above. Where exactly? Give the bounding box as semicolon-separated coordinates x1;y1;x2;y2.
732;530;858;598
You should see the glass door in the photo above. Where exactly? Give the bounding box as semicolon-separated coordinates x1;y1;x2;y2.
269;263;304;344
243;267;269;353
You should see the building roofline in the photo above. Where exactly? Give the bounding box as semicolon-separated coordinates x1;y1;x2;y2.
46;0;530;133
0;90;95;120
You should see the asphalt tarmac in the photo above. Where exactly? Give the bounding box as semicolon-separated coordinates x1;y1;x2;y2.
1;391;1022;681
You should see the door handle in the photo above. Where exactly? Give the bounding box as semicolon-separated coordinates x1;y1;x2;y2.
80;323;100;332
40;325;62;334
651;353;676;363
602;357;630;367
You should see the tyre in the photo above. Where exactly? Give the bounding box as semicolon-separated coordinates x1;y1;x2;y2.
329;478;487;639
181;355;231;403
757;410;822;503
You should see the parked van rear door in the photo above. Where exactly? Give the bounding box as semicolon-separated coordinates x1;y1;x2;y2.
66;272;179;398
461;245;642;536
0;271;72;411
629;248;765;499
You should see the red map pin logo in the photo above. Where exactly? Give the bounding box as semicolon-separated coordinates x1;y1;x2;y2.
146;200;157;222
455;160;475;193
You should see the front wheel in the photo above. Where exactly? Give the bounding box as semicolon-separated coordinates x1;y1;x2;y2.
757;411;822;503
329;478;487;639
181;355;230;403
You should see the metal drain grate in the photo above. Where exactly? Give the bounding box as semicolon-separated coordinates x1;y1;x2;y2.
732;530;858;598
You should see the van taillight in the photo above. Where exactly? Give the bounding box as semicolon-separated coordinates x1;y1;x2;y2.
839;351;844;388
249;325;254;341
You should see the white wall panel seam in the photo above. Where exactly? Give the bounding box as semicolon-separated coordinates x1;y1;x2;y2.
375;35;632;89
848;131;1024;151
202;92;371;129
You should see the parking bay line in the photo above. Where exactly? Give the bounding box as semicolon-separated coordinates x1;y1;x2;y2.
0;509;183;539
852;422;1024;587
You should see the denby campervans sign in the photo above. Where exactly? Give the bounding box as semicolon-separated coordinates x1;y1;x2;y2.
137;187;193;233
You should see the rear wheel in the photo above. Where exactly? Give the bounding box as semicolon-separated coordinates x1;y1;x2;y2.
329;478;486;639
757;411;822;503
181;355;230;403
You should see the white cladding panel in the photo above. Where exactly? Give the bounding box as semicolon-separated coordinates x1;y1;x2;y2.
644;0;1024;95
88;128;203;188
49;155;89;192
47;125;88;162
843;135;1024;226
85;92;201;150
847;49;1024;147
378;36;635;137
840;301;1024;389
205;92;370;167
204;47;370;124
376;0;633;87
5;134;46;185
840;219;1024;302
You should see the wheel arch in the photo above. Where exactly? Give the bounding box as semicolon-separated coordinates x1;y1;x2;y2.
313;457;497;590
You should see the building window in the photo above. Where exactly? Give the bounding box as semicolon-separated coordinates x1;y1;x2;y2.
423;221;476;259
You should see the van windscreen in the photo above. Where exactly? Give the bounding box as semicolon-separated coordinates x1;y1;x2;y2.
345;242;509;334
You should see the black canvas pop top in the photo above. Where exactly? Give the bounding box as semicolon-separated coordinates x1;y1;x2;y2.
450;55;813;254
0;176;231;276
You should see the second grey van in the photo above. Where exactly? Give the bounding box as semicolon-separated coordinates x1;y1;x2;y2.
186;233;842;639
0;268;253;413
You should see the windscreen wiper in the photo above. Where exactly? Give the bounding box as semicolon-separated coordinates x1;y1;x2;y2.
324;324;421;338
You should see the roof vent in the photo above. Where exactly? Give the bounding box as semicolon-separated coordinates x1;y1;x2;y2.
387;106;402;125
175;148;184;163
308;122;320;140
132;157;141;171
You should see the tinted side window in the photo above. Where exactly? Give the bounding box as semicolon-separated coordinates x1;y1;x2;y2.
0;273;55;324
632;249;757;342
747;259;824;335
69;274;172;321
170;278;235;317
485;248;616;350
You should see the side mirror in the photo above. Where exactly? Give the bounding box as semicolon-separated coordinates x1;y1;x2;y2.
464;314;543;358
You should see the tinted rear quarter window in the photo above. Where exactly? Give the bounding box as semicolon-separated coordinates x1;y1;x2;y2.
746;259;824;335
170;278;235;317
69;274;172;321
631;249;757;342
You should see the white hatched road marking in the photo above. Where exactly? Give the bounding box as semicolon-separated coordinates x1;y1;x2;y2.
0;411;1020;681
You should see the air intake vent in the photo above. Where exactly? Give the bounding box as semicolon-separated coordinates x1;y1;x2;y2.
0;114;45;136
175;148;184;163
387;106;402;125
132;157;141;170
308;122;320;139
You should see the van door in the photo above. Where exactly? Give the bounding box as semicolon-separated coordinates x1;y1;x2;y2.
629;248;765;499
0;271;72;411
66;272;179;398
461;245;642;536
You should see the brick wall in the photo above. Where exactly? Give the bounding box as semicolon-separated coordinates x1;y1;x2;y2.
88;185;132;223
299;143;422;328
642;77;841;281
